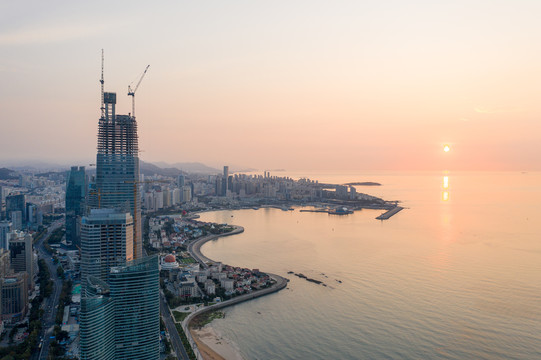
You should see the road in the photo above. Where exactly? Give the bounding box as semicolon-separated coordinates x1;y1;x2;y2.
142;231;190;360
187;226;244;269
160;292;190;360
32;219;190;359
33;219;64;360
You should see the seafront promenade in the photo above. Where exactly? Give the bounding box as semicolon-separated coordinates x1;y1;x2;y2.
175;224;288;360
187;225;245;267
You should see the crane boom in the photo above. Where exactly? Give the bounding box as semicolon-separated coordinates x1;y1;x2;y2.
127;65;150;119
100;49;105;119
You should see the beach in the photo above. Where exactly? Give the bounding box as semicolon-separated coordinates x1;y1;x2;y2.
190;325;244;360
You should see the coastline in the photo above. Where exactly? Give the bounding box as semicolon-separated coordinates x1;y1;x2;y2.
190;325;244;360
187;225;246;267
183;222;288;360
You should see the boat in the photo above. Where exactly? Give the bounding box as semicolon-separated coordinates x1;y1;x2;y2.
328;207;353;215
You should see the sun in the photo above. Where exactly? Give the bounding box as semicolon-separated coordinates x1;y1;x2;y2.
443;144;450;153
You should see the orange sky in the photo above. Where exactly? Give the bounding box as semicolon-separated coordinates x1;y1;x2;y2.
1;1;540;171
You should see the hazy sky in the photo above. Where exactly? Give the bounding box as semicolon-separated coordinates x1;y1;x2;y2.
1;0;540;171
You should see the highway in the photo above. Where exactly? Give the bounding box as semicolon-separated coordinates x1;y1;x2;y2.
33;219;64;360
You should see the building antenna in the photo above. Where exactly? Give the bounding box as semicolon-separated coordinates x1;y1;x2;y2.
100;49;105;119
127;65;150;119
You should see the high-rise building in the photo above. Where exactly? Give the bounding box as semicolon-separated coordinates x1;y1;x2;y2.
172;188;181;205
80;256;159;360
66;166;87;248
0;249;11;277
80;276;115;360
1;272;28;323
80;57;158;359
95;93;142;259
26;204;37;226
8;231;33;290
222;166;229;196
182;186;192;203
215;176;223;197
109;255;160;359
162;189;171;207
177;174;185;188
10;211;22;231
0;221;11;251
6;194;25;223
80;209;133;289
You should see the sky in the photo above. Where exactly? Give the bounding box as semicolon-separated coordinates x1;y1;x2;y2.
1;0;541;171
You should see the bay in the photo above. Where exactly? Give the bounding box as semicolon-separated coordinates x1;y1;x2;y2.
198;171;541;359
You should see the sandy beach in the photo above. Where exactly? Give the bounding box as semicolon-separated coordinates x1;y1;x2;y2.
191;325;245;360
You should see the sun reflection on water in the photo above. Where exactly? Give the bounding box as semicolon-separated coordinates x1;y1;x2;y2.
442;175;450;201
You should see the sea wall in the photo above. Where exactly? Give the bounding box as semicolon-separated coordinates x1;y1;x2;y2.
183;225;288;359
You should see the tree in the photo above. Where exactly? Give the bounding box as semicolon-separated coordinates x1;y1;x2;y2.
57;266;64;279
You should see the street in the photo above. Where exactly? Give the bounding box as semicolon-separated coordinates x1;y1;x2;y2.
33;219;64;360
160;291;190;360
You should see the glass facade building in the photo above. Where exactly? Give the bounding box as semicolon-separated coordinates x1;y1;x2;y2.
1;273;28;323
8;231;33;290
5;194;25;223
65;166;87;248
109;255;160;360
80;209;133;290
80;256;160;360
80;276;115;360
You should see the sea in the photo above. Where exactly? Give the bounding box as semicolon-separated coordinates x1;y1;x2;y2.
197;171;541;360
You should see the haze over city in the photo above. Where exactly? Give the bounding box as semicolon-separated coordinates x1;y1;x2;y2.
2;0;541;171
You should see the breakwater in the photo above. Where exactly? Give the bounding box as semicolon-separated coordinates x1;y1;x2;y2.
376;206;404;220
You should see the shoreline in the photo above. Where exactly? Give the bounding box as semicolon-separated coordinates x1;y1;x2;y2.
190;325;243;360
183;222;288;360
187;225;245;267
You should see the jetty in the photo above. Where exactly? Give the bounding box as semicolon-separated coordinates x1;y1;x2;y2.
376;206;404;220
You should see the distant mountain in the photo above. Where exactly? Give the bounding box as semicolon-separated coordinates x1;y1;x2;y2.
0;159;246;178
149;161;220;174
139;161;183;177
0;160;71;171
0;168;17;180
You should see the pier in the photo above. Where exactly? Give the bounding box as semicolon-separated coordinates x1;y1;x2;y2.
376;206;404;220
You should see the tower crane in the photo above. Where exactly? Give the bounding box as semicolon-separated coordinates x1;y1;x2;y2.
127;65;150;119
100;49;105;119
88;188;125;208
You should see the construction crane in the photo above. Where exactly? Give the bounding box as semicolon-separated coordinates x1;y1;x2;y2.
88;188;125;208
127;65;150;119
100;49;105;119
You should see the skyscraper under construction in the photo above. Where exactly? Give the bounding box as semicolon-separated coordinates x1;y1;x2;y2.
80;53;158;360
94;91;142;259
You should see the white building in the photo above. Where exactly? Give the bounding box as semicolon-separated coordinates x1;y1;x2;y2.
204;280;215;295
160;254;179;271
182;186;192;203
221;278;234;291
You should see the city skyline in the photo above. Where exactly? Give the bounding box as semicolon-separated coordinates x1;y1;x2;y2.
2;1;541;172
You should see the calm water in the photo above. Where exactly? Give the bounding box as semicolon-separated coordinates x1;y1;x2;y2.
199;171;541;360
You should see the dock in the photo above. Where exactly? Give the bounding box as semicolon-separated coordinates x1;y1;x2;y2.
376;206;404;220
